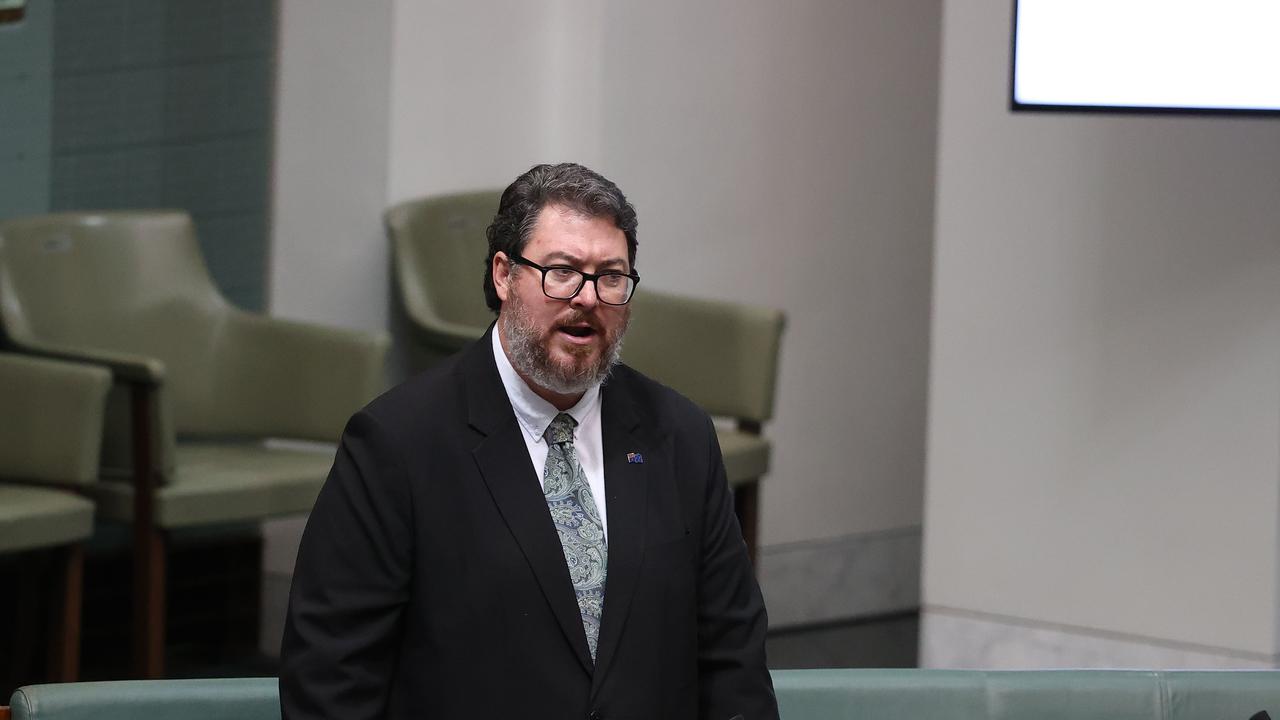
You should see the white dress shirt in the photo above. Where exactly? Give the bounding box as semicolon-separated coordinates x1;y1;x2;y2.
491;328;609;542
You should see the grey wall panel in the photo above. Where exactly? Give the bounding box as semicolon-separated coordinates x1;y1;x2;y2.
48;0;277;311
0;0;53;218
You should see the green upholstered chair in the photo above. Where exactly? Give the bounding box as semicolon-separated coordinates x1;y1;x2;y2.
0;211;390;679
621;290;784;562
386;192;785;561
0;354;111;683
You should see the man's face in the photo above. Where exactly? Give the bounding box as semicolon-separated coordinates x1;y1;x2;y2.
494;204;631;399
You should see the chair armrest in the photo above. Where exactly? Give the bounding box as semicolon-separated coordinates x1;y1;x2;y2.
96;380;177;481
8;338;165;386
0;354;112;485
211;312;390;442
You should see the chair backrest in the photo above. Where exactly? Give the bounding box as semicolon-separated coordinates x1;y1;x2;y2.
771;669;1280;720
386;192;786;423
8;679;280;720
624;289;785;423
0;211;231;436
385;191;498;365
0;354;111;486
9;671;1280;720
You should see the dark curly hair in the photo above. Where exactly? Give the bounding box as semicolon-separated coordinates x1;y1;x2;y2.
483;163;638;313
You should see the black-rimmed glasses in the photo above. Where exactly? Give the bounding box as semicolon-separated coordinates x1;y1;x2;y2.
508;253;639;305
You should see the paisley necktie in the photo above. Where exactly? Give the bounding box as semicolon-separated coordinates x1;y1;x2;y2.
542;412;607;661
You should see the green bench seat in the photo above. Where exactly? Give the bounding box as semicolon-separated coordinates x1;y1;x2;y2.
10;670;1279;720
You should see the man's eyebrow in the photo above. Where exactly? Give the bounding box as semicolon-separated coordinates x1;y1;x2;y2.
540;251;629;271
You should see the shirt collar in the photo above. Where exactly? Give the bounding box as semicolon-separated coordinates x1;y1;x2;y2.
491;326;600;444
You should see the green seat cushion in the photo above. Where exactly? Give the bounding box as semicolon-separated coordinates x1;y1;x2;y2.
717;427;770;487
86;442;334;528
0;484;93;553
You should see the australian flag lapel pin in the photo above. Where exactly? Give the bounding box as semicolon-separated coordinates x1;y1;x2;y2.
626;452;644;464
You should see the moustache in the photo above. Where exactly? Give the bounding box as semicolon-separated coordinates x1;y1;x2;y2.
556;310;605;334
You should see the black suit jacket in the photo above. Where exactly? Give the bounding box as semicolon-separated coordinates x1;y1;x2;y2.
281;329;777;720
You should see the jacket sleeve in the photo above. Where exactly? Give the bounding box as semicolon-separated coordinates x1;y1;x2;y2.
280;409;414;720
695;414;780;720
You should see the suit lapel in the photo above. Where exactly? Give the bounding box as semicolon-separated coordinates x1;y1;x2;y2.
464;328;594;675
591;373;659;684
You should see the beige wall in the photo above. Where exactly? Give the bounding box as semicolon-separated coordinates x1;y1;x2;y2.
924;0;1280;660
386;0;941;547
386;0;606;199
598;1;940;546
270;0;393;331
262;0;393;650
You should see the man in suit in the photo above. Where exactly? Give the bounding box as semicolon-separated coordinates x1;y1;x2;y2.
281;163;778;719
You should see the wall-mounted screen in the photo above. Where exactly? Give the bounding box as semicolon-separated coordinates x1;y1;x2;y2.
1011;0;1280;116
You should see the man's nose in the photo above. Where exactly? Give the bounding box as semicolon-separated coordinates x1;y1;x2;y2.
571;278;600;310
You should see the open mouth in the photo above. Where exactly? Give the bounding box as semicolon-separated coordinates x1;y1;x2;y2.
558;324;597;340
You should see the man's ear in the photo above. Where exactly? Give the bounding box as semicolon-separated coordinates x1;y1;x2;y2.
493;252;511;303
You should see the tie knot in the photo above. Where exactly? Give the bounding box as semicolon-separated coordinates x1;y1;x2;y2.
544;413;577;445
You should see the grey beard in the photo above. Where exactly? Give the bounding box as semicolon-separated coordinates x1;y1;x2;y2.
500;296;627;396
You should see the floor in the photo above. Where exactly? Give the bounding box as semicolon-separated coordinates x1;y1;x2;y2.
766;612;919;669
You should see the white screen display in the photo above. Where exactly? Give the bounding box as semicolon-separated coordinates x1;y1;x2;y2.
1013;0;1280;112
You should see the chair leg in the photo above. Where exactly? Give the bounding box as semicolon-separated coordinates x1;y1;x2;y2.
48;544;83;682
734;480;760;567
133;527;166;679
130;382;166;679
